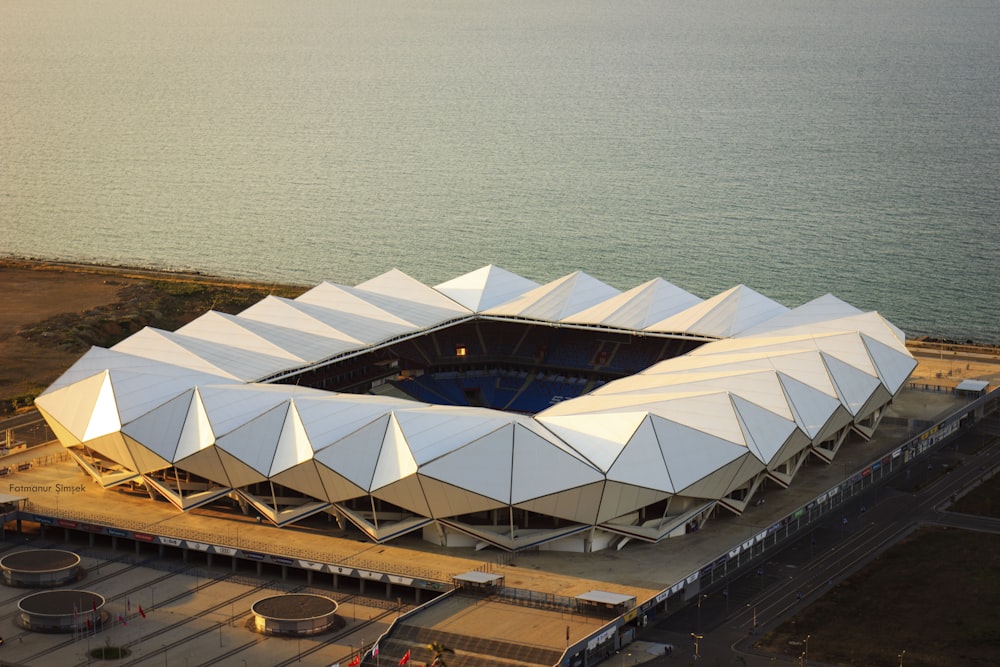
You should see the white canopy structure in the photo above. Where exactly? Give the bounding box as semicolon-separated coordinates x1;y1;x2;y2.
35;266;916;552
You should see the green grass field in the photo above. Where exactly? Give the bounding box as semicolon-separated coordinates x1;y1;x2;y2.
757;474;1000;666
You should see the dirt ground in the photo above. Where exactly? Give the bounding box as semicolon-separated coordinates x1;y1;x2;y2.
1;258;997;411
0;259;305;409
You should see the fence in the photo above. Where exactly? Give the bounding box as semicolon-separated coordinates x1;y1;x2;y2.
565;385;1000;667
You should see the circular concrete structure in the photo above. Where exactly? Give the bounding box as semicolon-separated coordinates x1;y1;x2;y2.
251;593;340;636
17;590;105;633
1;549;82;587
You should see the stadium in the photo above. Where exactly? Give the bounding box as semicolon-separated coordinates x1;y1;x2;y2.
33;265;916;553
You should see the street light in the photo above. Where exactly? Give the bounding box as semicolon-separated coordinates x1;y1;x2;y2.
898;650;906;667
690;633;703;661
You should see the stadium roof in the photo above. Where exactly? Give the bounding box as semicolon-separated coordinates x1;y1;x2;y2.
35;266;917;551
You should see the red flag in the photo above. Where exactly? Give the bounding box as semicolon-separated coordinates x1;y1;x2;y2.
118;613;127;626
138;605;146;619
399;649;411;666
86;617;93;630
348;655;361;667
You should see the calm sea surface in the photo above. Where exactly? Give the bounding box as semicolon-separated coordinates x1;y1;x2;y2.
1;0;998;343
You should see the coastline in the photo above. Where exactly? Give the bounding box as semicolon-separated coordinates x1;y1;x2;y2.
0;257;306;412
1;256;997;413
0;256;309;292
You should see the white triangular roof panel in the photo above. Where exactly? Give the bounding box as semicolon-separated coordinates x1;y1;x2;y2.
563;277;702;329
434;265;540;312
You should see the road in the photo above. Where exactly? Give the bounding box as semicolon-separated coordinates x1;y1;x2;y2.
636;413;1000;666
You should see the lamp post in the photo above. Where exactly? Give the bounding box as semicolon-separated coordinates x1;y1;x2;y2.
746;603;757;635
898;650;906;667
802;634;810;666
690;633;703;661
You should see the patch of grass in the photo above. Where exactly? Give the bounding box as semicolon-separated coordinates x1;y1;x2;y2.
756;528;1000;666
950;474;1000;519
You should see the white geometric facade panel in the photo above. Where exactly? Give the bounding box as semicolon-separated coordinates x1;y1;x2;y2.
314;465;368;504
39;266;917;552
421;476;507;519
215;447;267;488
646;284;789;338
121;433;170;474
675;454;750;499
174;389;216;461
562;277;703;329
606;417;674;493
484;271;621;321
271;461;329;501
734;293;863;337
371;415;418;492
372;475;432;517
294;395;408;450
777;373;842;439
239;295;365;346
434;264;540;312
35;371;109;442
178;311;304;361
730;396;798;464
270;403;315;476
419;427;515;503
393;407;512;467
215;403;288;477
113;328;243;380
821;353;882;416
85;432;137;472
355;268;472;326
596;481;672;525
173;447;232;488
515;481;606;525
650;417;749;492
121;389;194;463
862;334;919;394
536;412;646;472
313;416;391;492
511;426;604;504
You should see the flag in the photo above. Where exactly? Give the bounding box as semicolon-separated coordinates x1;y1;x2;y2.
138;605;146;619
92;600;98;614
398;649;411;666
86;617;93;630
373;644;379;657
127;597;131;613
348;655;361;667
118;613;127;626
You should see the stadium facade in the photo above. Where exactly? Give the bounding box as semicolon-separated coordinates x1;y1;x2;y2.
35;266;916;552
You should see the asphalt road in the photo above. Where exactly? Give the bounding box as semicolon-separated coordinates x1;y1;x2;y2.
636;413;1000;666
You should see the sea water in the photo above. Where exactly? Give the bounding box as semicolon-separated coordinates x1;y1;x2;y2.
1;0;997;343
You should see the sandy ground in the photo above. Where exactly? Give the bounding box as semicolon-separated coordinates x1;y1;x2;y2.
0;261;141;400
1;258;997;405
0;259;303;404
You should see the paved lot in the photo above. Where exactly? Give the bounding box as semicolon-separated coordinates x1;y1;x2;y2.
0;542;402;667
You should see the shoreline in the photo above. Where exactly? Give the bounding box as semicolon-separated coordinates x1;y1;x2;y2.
0;256;309;292
4;255;998;350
